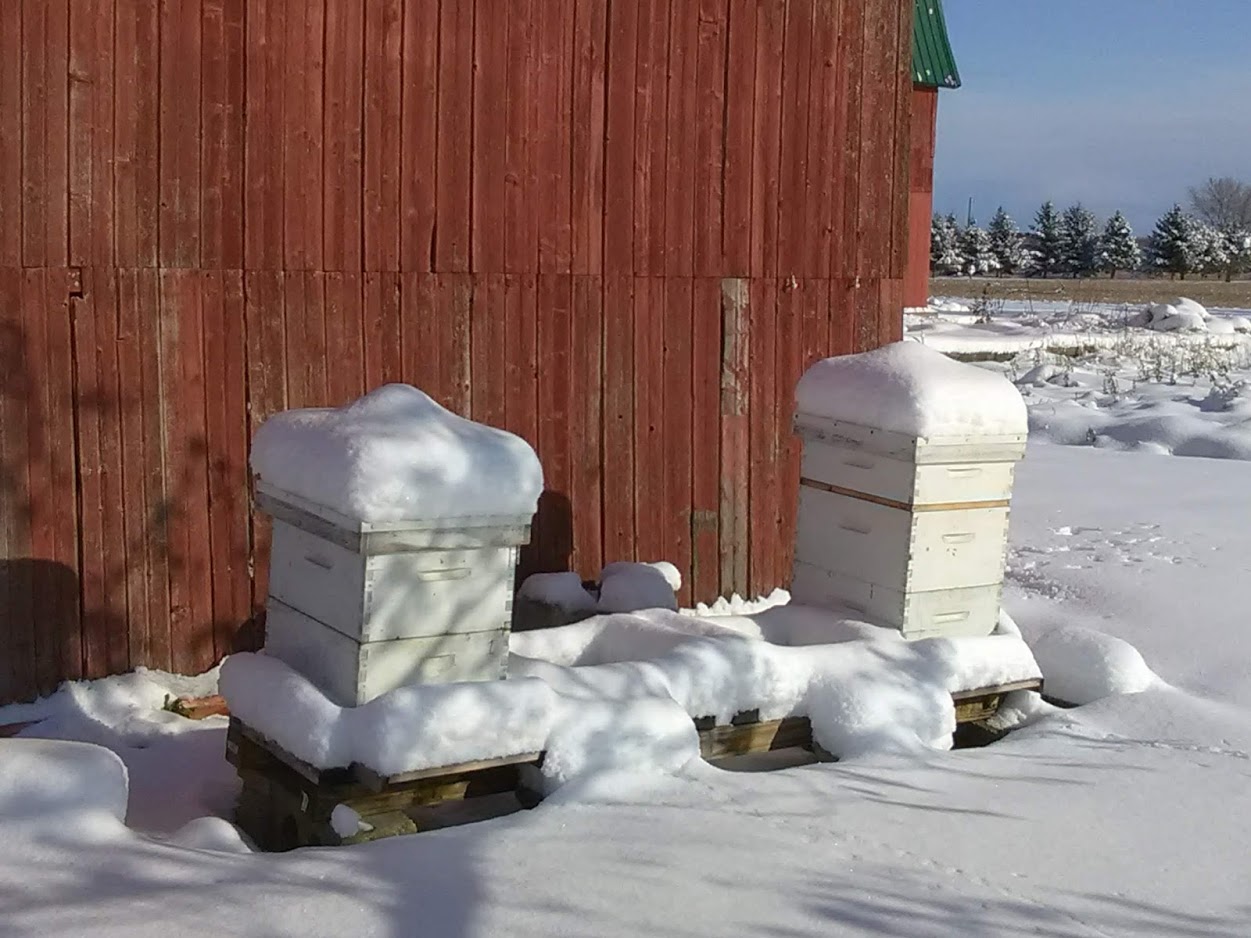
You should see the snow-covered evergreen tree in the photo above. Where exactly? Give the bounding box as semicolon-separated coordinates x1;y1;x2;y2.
1223;229;1251;282
1194;223;1229;277
1031;201;1064;277
1148;205;1202;280
1059;204;1100;277
987;207;1024;276
930;214;963;275
1097;211;1141;279
959;221;999;277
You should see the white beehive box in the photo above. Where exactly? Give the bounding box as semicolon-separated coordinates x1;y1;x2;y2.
790;343;1028;639
257;483;530;706
249;384;545;706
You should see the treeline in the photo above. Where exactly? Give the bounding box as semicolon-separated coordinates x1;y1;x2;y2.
933;187;1251;282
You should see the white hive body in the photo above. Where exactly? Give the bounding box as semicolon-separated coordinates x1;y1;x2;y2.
791;343;1028;639
250;385;543;706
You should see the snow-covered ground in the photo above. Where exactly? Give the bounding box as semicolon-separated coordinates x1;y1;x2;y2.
911;296;1251;461
5;322;1251;934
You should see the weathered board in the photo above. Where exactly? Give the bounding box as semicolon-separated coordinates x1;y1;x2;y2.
0;0;916;701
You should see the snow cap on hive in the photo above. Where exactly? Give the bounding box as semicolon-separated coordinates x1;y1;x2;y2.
251;384;544;523
795;341;1028;439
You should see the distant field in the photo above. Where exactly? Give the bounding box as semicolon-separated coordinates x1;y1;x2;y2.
929;276;1251;309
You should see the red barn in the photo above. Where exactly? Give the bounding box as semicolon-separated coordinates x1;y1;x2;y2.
0;0;950;702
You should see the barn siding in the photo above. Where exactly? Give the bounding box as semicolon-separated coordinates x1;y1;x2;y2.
0;0;913;702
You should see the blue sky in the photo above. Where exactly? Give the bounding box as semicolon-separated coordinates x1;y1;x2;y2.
934;2;1251;234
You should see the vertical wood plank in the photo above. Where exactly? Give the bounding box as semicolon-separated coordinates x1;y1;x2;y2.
33;270;82;690
889;1;914;280
435;273;472;412
363;272;403;390
570;275;604;577
115;270;150;674
72;269;107;679
777;0;813;278
805;0;839;278
502;274;539;447
244;270;286;610
503;0;539;274
398;0;438;272
202;270;251;660
364;0;402;272
470;274;508;429
661;278;693;602
745;277;777;596
856;0;893;277
20;0;49;266
632;277;664;562
282;272;309;407
693;0;727;278
773;278;804;590
91;270;130;675
690;278;721;602
1;269;33;698
160;0;204;268
162;270;215;675
45;0;69;267
20;271;53;692
722;0;756;277
435;0;474;272
632;0;668;276
602;0;636;276
472;6;509;274
324;0;365;271
750;0;785;278
600;274;634;562
137;270;172;673
244;0;285;269
202;0;246;269
835;0;864;276
398;272;437;393
325;271;366;403
536;0;574;274
69;0;116;268
571;0;608;276
719;276;750;596
283;0;325;271
664;0;698;277
0;0;19;266
536;275;573;569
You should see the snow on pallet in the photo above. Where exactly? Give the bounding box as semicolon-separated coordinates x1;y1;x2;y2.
221;607;1043;849
226;672;1042;851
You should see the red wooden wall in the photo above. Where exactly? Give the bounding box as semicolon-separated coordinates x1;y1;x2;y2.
904;85;939;308
0;0;913;702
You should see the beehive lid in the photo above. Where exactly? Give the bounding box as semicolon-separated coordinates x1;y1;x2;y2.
251;384;544;526
794;342;1028;462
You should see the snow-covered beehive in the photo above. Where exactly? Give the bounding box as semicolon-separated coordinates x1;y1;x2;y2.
250;385;544;706
790;342;1028;639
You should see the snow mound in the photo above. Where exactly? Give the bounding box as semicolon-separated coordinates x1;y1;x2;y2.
250;384;544;523
1135;298;1211;333
597;562;680;613
1016;362;1077;388
0;739;129;830
517;572;598;616
1030;626;1157;706
797;341;1028;438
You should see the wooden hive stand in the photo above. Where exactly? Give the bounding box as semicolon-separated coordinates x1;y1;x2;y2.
226;678;1042;850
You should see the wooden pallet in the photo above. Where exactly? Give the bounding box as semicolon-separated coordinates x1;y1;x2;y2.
227;678;1043;850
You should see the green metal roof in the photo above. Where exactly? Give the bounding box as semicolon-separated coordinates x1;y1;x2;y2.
913;0;962;89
